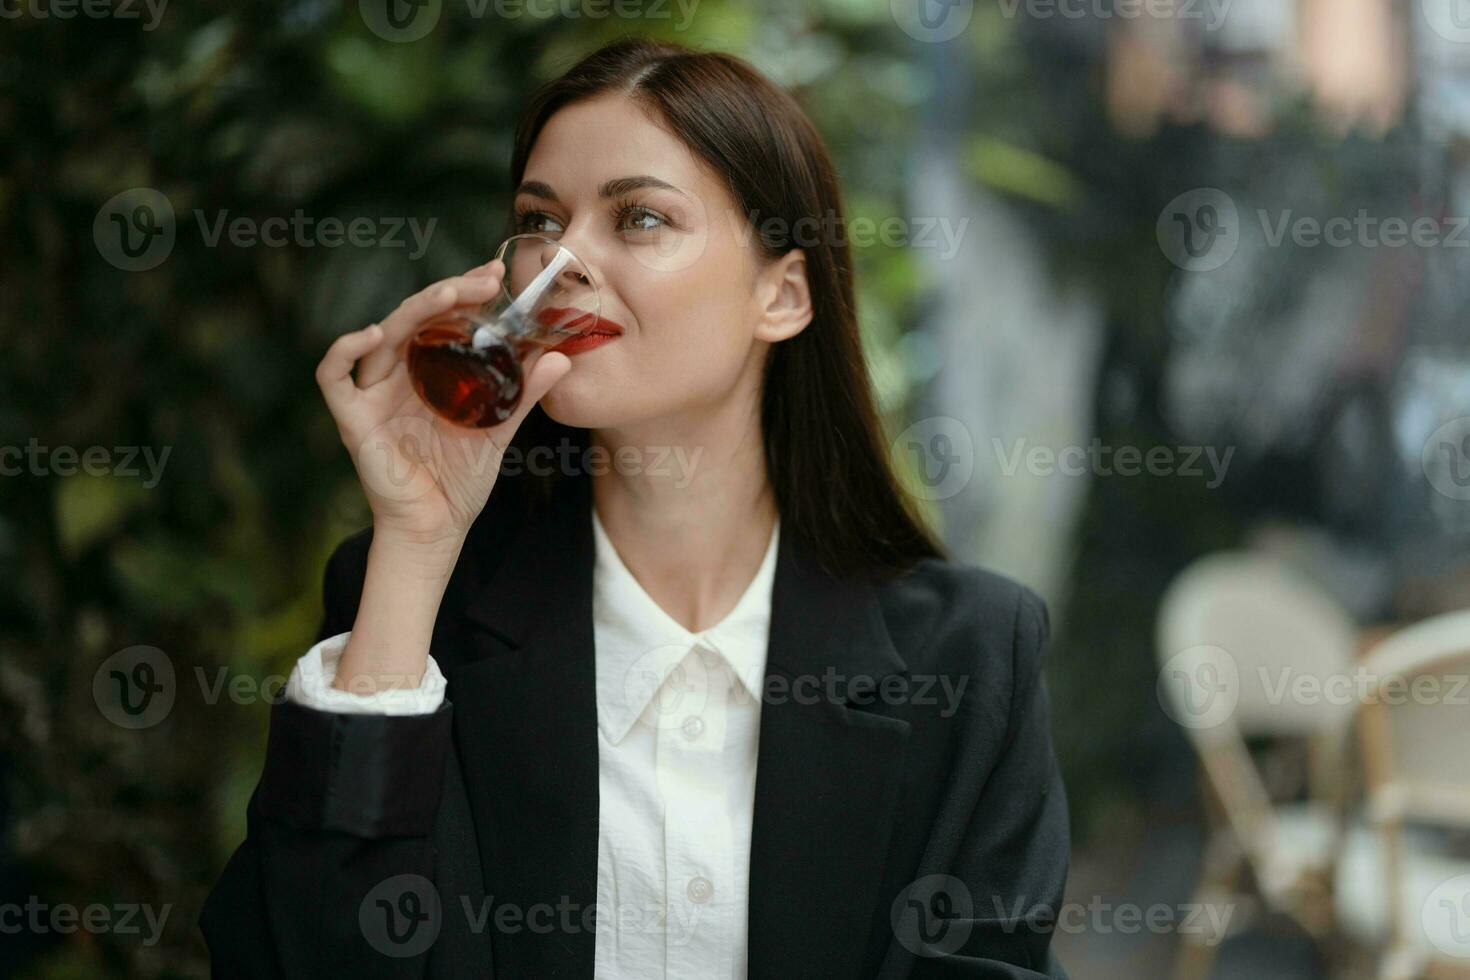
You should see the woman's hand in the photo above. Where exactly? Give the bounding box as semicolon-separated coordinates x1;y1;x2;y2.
316;259;572;554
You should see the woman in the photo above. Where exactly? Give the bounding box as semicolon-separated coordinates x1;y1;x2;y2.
201;37;1070;979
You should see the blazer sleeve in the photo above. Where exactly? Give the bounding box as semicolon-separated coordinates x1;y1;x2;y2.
910;586;1071;979
199;536;458;979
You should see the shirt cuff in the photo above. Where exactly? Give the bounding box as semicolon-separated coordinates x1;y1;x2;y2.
285;630;447;716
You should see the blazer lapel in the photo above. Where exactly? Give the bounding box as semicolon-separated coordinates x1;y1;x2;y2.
748;534;912;978
453;476;600;978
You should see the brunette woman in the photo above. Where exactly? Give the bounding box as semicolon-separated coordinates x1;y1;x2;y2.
202;37;1070;979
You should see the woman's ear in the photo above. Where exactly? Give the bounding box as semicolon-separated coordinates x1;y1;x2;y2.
753;248;814;343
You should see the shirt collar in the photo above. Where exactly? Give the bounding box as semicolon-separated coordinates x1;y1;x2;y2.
591;508;779;745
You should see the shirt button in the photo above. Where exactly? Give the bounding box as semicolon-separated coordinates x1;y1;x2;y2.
687;875;714;904
680;715;705;740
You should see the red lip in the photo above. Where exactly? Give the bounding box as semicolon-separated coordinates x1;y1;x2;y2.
538;307;625;356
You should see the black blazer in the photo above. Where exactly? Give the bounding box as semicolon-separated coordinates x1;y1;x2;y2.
201;473;1071;978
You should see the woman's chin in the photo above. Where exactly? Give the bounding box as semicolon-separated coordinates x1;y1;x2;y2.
539;373;622;429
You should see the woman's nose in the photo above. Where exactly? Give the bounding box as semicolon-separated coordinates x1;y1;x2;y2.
537;236;599;294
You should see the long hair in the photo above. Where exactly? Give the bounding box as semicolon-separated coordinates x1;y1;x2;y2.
504;37;943;580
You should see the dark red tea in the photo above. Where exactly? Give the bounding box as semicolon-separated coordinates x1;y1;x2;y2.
407;319;525;428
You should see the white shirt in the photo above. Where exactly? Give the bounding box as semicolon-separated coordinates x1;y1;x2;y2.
286;510;779;979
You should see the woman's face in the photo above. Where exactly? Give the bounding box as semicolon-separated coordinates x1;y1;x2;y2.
511;93;807;431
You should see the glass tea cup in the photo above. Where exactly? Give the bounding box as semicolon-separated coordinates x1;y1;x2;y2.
406;234;600;428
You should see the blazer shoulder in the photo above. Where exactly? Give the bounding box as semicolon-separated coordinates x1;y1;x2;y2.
878;557;1052;681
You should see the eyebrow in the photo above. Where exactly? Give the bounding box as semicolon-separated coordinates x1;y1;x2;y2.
514;175;686;204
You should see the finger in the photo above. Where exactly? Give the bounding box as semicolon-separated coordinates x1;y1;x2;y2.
316;324;385;418
357;275;502;389
500;350;571;434
464;257;504;279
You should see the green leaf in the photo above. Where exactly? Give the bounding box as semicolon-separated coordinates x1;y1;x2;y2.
54;476;149;558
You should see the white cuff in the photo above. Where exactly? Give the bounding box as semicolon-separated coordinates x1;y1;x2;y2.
285;630;447;715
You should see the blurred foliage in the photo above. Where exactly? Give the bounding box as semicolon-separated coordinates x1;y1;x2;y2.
7;0;1457;975
0;1;945;975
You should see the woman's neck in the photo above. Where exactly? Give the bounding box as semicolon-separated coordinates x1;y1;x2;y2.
590;401;778;634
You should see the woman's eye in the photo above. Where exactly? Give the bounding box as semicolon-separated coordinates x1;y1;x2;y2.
619;206;666;233
516;210;564;234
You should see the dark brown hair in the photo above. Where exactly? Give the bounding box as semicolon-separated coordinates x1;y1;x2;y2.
505;36;943;579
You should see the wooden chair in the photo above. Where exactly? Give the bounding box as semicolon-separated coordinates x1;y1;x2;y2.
1157;551;1362;979
1338;609;1470;980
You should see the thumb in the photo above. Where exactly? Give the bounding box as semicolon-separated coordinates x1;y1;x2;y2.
498;350;572;433
523;350;572;405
